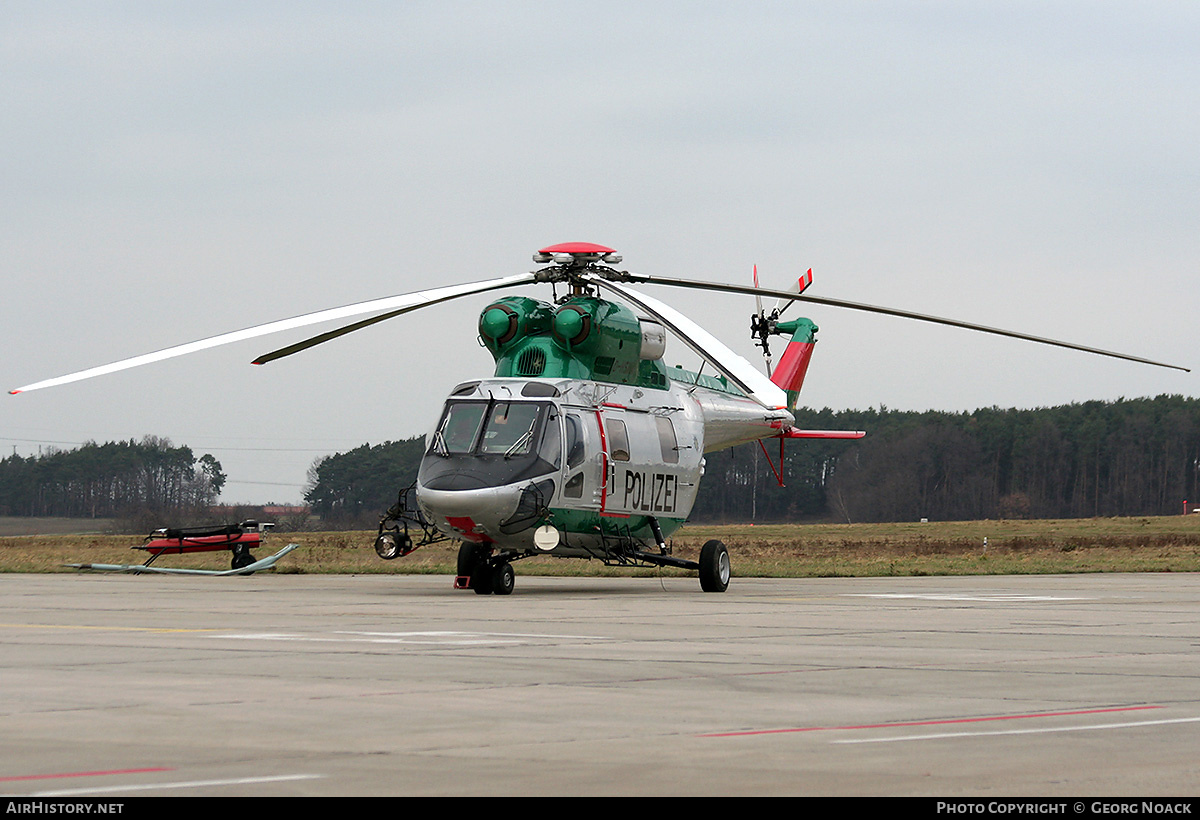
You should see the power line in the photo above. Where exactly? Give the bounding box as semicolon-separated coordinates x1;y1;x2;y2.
0;437;346;453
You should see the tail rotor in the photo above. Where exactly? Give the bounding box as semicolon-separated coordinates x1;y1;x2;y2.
750;267;813;378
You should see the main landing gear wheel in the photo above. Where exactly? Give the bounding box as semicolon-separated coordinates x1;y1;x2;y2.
699;539;730;593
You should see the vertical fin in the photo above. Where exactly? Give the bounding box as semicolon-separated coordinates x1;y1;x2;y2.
769;318;818;410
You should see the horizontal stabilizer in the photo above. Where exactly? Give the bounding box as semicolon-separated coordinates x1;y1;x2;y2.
780;429;866;440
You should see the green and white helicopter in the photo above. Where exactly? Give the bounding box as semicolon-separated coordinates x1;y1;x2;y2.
11;242;1187;594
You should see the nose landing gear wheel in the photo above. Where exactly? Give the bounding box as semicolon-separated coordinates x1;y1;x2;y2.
457;543;482;578
471;562;494;594
457;545;514;595
491;562;515;595
457;543;493;594
699;539;730;592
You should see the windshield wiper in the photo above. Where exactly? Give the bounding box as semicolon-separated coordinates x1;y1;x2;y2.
503;420;538;458
432;429;449;457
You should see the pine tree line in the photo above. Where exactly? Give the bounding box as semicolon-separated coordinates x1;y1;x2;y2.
692;395;1200;523
304;440;426;524
0;436;226;519
16;396;1195;525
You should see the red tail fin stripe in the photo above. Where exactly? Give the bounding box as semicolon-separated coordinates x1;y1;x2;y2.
770;341;815;394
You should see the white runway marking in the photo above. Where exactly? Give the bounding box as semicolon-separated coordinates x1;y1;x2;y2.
845;593;1093;602
833;716;1200;744
211;630;606;646
26;773;325;796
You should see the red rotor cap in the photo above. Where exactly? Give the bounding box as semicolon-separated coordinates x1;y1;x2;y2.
538;242;616;254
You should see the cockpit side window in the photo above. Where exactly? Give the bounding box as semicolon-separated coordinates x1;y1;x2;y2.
538;407;562;468
565;413;585;468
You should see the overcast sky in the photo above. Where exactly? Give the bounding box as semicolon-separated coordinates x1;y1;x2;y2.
3;2;1197;504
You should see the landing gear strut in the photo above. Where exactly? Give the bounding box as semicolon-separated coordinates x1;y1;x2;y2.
627;530;731;593
453;535;731;595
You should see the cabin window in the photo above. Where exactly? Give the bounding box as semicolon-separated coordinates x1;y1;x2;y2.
564;472;584;498
655;416;679;464
607;418;630;462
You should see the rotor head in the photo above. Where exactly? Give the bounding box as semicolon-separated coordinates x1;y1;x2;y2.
533;242;622;268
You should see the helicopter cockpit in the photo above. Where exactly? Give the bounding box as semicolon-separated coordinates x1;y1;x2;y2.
417;398;562;492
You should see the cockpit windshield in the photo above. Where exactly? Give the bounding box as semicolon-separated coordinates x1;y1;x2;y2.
430;400;556;461
421;399;561;491
434;402;487;454
479;402;542;456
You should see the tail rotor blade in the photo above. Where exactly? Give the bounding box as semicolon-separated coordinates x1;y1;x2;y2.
751;264;773;376
774;268;813;317
753;264;765;318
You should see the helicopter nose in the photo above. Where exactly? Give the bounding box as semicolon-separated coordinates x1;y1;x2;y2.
416;484;523;542
418;478;554;543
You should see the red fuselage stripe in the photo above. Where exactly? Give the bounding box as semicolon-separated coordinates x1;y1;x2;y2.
594;409;608;513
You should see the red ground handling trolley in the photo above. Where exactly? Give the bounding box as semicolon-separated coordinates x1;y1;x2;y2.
135;520;275;570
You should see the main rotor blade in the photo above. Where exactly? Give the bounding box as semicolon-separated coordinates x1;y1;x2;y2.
250;272;534;365
11;272;537;394
621;273;1190;373
590;276;790;410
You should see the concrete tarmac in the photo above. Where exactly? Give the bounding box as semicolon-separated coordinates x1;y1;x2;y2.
2;571;1199;796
